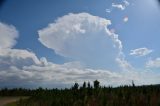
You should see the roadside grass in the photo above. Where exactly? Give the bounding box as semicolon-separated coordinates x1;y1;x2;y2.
5;101;17;106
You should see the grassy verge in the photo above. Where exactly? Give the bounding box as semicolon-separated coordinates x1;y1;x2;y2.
5;101;17;106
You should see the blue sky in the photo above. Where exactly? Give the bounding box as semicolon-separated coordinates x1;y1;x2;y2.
0;0;160;88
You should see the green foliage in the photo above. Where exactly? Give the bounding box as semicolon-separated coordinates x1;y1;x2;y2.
72;82;79;90
1;80;160;106
94;80;100;89
82;81;86;89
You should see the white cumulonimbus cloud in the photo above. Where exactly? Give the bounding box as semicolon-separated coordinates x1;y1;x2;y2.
38;13;125;70
0;22;18;49
130;47;153;57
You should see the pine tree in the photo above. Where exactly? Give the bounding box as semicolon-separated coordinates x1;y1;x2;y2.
94;80;100;89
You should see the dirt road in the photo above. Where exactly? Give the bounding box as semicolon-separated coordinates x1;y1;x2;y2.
0;97;22;106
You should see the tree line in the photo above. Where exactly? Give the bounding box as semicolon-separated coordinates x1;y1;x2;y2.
1;80;160;106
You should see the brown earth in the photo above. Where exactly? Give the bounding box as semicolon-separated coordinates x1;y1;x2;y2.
0;97;25;106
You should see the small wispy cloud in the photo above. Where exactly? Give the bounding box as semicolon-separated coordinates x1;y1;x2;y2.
130;48;153;57
123;16;129;22
112;3;126;10
123;0;130;6
111;0;130;11
106;9;111;13
146;58;160;68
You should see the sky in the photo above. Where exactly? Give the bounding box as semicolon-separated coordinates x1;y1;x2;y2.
0;0;160;88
